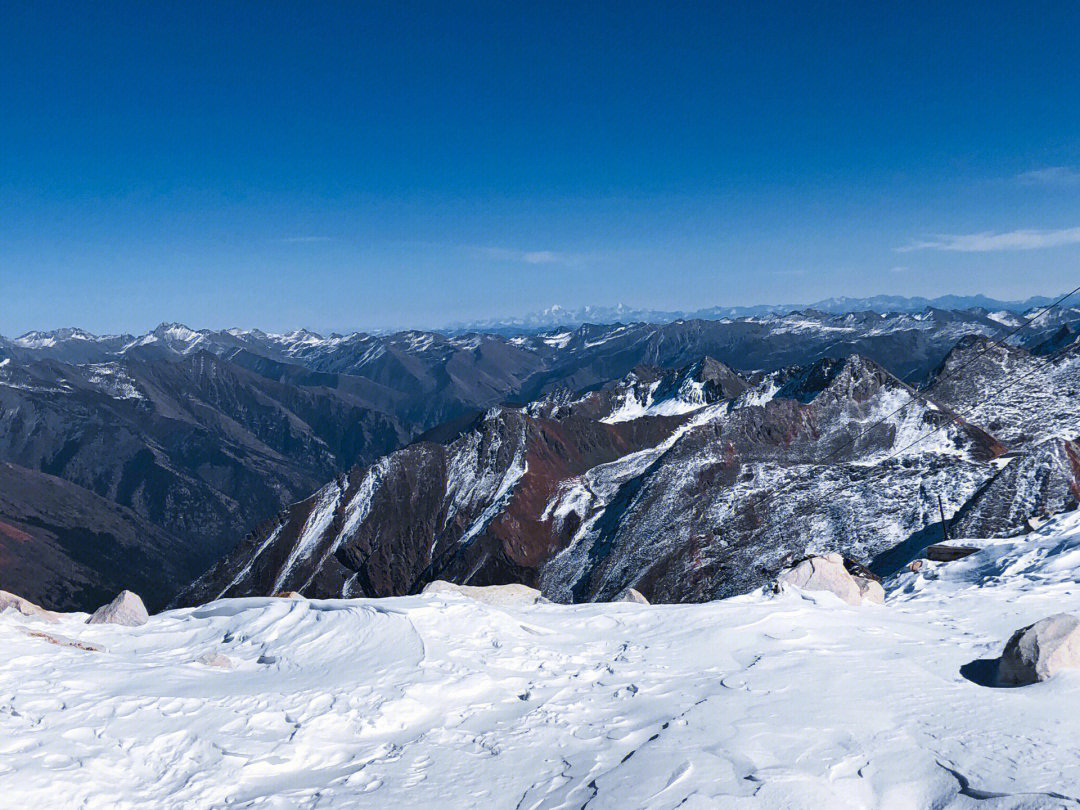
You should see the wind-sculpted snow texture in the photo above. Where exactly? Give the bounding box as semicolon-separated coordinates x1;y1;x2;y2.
186;352;1054;605
7;513;1080;808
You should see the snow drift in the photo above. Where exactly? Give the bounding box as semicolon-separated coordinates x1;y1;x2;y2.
5;512;1080;807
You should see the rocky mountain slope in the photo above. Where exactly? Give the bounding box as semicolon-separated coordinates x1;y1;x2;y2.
0;462;196;611
184;344;1070;606
0;351;405;585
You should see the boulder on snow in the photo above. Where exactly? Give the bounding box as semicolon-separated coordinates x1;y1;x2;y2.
775;553;883;605
271;591;304;599
614;588;650;604
997;613;1080;686
195;651;235;669
0;590;61;623
924;544;980;563
421;580;549;607
86;590;149;626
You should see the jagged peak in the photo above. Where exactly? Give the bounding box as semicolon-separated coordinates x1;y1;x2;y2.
933;334;1024;377
774;354;896;404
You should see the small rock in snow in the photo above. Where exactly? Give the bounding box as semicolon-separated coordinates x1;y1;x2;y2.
997;613;1080;686
196;652;234;669
421;580;549;606
20;628;102;652
86;591;149;626
271;591;304;599
614;588;650;604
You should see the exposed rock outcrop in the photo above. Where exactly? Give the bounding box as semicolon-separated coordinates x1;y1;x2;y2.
86;590;149;626
997;613;1080;686
0;590;61;623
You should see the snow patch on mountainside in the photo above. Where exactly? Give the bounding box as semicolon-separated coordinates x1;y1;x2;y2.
271;482;344;593
84;363;144;400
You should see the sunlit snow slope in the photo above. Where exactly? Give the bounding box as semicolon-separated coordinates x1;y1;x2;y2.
5;513;1080;808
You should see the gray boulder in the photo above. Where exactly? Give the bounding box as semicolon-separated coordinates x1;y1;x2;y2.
776;553;883;605
86;590;149;626
997;613;1080;686
614;588;650;604
421;580;549;607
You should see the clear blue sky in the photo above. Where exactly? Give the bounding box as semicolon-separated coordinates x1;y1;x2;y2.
3;0;1080;334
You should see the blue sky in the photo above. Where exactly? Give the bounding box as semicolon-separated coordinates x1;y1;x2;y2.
3;0;1080;334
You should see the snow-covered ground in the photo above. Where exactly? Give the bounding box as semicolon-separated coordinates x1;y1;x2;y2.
6;518;1080;808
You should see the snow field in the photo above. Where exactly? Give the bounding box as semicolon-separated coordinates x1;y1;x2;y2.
5;515;1080;807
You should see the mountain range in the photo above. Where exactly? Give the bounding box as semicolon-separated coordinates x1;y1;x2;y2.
2;303;1079;610
445;293;1062;333
183;334;1080;606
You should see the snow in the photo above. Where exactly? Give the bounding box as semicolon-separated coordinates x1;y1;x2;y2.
13;334;57;349
770;317;856;335
6;513;1080;807
449;335;482;351
216;524;285;599
444;420;529;558
402;332;437;352
270;482;344;594
601;377;714;424
542;331;573;349
987;310;1020;326
601;379;662;423
84;363;144;400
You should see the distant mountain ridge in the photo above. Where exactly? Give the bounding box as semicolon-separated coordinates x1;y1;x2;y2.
445;293;1061;333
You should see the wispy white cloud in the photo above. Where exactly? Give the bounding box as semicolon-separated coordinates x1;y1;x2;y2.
479;246;579;265
1016;166;1080;185
897;227;1080;252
